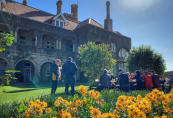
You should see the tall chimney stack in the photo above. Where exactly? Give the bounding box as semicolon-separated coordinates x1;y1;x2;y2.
23;0;27;5
104;1;113;32
56;0;62;14
71;4;78;21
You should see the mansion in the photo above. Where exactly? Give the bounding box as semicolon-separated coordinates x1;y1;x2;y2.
0;0;131;83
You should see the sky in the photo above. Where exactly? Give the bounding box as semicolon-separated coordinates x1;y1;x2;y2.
14;0;173;71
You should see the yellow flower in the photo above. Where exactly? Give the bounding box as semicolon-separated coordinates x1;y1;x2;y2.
35;99;41;104
57;97;63;101
113;109;118;115
89;90;95;98
94;91;100;100
83;99;87;104
161;115;168;118
36;107;43;114
89;106;94;112
54;101;60;107
101;113;114;118
45;108;52;114
90;108;101;118
28;101;34;107
78;85;87;95
61;111;71;118
41;101;47;108
74;99;82;107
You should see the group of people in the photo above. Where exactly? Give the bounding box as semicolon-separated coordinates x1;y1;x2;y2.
98;69;173;92
51;57;77;96
51;57;173;95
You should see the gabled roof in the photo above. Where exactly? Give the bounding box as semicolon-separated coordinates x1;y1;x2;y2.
53;13;67;21
4;0;54;23
77;18;103;29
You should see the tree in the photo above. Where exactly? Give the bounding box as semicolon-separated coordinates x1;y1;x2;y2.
126;45;166;75
0;33;16;92
78;42;116;85
0;32;15;52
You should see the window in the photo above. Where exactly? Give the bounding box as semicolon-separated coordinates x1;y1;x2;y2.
55;20;64;28
19;36;26;44
56;21;60;27
32;38;35;45
46;41;55;49
119;48;127;58
111;43;116;52
56;40;61;49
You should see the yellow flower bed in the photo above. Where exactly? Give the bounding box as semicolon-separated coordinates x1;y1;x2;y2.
23;86;173;118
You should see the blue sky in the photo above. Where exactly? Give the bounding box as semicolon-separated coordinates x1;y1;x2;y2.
15;0;173;71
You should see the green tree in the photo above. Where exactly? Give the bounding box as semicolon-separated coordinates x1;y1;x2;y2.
78;42;116;85
126;45;166;75
0;32;15;52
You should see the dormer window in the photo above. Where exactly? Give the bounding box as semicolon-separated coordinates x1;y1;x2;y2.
55;20;64;28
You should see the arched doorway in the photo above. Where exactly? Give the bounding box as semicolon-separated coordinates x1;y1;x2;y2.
0;58;8;76
15;60;34;83
40;62;52;82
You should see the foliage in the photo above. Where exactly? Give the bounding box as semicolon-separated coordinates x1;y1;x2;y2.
0;70;18;92
78;42;116;85
0;32;15;52
1;86;173;118
165;71;173;78
0;70;18;86
126;45;166;75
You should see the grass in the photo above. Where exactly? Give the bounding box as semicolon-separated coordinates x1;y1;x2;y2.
0;83;88;104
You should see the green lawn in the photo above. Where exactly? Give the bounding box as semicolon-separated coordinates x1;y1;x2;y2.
0;83;87;104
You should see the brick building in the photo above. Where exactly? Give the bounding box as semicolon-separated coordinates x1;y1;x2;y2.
0;0;131;83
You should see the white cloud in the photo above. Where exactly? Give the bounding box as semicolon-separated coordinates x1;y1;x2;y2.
114;0;160;12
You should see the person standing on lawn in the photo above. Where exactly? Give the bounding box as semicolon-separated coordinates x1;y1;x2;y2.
51;59;61;96
62;57;78;95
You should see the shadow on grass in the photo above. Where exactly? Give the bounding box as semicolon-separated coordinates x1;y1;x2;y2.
10;83;89;89
6;88;38;93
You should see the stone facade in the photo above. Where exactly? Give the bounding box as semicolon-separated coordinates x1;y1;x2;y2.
0;0;131;83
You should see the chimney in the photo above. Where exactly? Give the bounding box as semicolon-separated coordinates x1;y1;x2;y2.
104;1;113;32
23;0;27;5
56;0;62;14
71;4;78;21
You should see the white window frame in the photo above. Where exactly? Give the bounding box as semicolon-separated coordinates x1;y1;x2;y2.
56;40;61;49
111;43;116;52
55;20;64;28
119;48;127;58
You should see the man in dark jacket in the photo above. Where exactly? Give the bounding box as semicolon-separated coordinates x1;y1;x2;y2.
118;70;130;92
51;59;61;96
62;57;77;95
